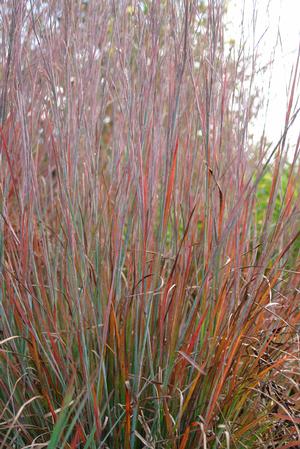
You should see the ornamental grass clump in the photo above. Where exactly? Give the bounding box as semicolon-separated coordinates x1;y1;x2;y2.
0;1;299;448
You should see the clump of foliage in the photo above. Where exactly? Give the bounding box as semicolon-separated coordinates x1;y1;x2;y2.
0;1;299;448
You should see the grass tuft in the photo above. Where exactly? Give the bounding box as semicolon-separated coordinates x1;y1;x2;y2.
0;1;299;448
